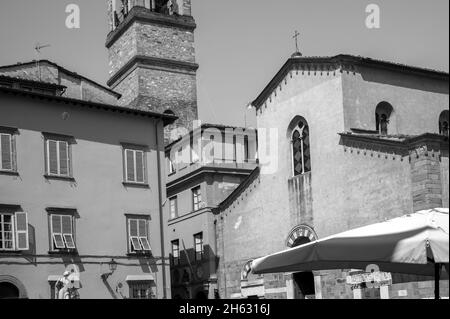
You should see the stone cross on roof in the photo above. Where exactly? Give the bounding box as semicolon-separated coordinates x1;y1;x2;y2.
292;30;303;57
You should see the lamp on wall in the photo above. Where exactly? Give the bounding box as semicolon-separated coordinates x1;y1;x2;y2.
101;259;118;280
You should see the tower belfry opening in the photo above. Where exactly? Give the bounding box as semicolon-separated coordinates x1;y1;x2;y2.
110;0;184;29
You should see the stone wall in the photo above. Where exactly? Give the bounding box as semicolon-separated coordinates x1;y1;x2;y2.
215;61;449;299
0;62;119;105
106;6;198;140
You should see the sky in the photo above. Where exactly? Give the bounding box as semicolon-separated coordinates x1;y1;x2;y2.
0;0;448;127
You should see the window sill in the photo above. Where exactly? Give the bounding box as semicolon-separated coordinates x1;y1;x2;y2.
48;249;78;256
0;170;19;176
44;175;76;182
0;250;23;255
123;182;150;189
127;252;153;258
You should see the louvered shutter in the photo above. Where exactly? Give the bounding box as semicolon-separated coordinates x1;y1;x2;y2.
138;219;147;237
59;141;69;176
129;219;138;237
15;212;29;250
1;134;12;170
48;140;59;175
61;215;72;235
138;219;151;251
51;215;62;234
129;219;142;251
51;215;66;249
126;150;135;182
135;151;145;183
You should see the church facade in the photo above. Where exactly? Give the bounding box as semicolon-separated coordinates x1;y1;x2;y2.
214;55;449;299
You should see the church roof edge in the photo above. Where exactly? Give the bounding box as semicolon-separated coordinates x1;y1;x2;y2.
252;54;449;110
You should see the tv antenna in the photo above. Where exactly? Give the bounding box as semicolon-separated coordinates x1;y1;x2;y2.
35;42;51;54
34;42;51;81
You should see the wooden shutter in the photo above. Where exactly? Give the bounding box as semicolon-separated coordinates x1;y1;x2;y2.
129;219;141;251
58;141;69;176
15;212;29;250
51;215;62;234
126;149;135;182
129;219;138;237
138;219;151;251
138;219;147;237
48;140;59;175
0;133;12;170
51;215;66;249
61;215;72;235
135;151;145;183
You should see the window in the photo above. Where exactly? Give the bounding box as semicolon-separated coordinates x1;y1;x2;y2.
375;102;394;136
192;186;202;211
210;136;215;161
171;240;180;266
169;197;178;220
191;135;200;163
50;214;76;250
439;110;449;137
194;233;203;261
124;147;146;184
127;217;151;253
167;153;175;175
45;138;71;177
291;119;311;176
0;212;29;251
0;132;16;172
244;136;249;162
129;282;154;299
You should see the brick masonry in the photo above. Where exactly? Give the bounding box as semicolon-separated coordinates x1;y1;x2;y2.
107;4;198;142
409;140;444;211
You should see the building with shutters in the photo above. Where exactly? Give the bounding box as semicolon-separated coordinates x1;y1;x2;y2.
164;123;258;299
0;72;175;299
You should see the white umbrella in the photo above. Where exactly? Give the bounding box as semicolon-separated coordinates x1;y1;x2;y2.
251;208;449;299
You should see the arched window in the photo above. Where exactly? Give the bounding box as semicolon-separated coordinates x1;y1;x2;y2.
439;110;449;137
291;118;311;176
375;102;394;136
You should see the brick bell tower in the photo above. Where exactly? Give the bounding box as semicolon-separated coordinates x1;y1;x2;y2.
106;0;199;142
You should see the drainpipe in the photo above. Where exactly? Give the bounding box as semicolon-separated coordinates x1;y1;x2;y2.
155;119;168;299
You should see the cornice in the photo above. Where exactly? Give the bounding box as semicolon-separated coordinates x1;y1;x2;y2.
106;7;196;49
107;55;199;88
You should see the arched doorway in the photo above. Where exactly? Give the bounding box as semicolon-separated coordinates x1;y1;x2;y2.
0;276;27;299
286;225;318;299
291;237;315;299
0;282;20;299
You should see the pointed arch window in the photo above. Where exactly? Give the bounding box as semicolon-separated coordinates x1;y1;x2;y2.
291;119;311;176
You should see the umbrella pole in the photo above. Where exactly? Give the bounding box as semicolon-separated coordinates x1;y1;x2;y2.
435;263;440;300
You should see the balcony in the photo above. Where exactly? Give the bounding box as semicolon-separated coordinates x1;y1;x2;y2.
167;159;258;186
